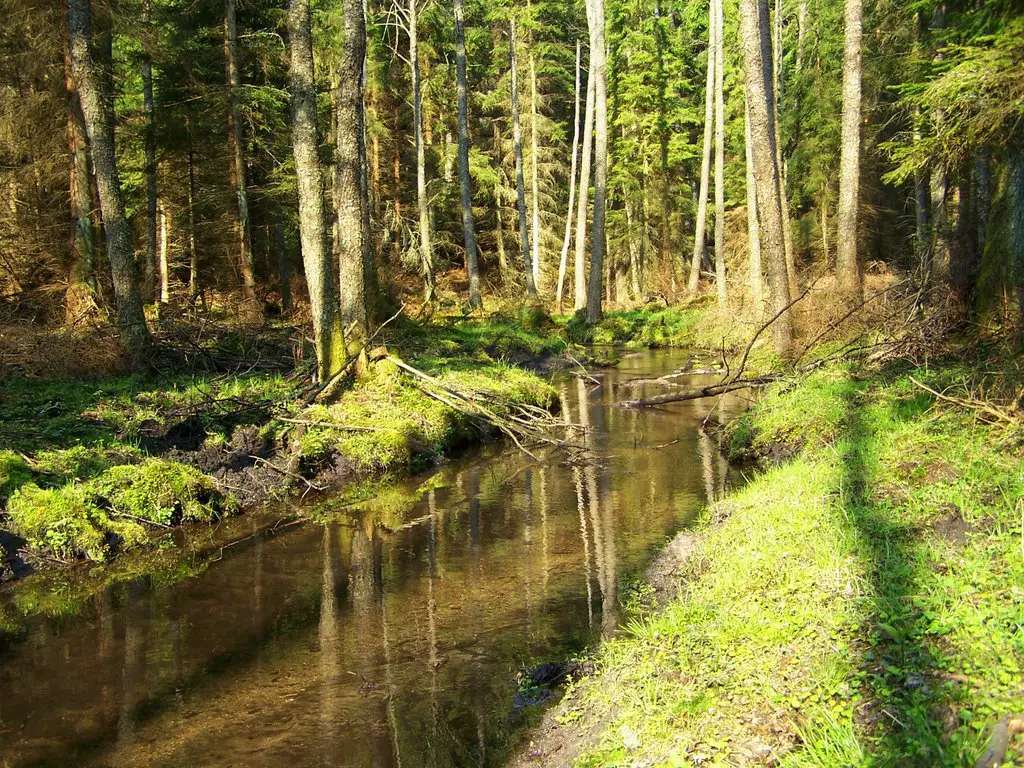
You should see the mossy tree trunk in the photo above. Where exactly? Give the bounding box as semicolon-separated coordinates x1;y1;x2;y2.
287;0;344;381
454;0;482;310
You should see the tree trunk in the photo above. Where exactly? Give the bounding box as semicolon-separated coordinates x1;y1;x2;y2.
556;40;582;314
409;0;435;302
584;0;607;324
821;191;830;265
287;0;344;380
744;97;763;310
654;0;671;289
454;0;482;309
738;0;793;355
510;19;538;299
335;0;370;335
158;200;170;304
574;53;596;311
687;0;715;294
186;116;200;299
836;0;863;304
770;0;798;299
975;150;990;258
273;222;291;313
142;0;158;303
66;0;150;361
64;42;95;318
1009;148;1024;340
493;122;509;276
529;51;542;291
225;0;260;317
927;5;951;285
713;0;726;307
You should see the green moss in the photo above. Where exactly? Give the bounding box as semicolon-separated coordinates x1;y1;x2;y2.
6;484;146;562
298;358;555;475
0;450;32;503
566;306;704;348
89;458;236;525
32;444;143;484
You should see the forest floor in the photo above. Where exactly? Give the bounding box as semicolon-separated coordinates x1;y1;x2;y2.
511;328;1024;767
0;303;704;635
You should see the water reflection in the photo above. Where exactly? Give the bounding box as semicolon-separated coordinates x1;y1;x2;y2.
0;350;741;768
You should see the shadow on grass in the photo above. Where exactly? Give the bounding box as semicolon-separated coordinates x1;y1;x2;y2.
838;376;962;766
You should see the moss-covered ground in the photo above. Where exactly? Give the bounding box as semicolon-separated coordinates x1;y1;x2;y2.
528;338;1024;767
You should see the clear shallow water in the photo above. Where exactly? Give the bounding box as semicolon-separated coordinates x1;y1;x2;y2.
0;349;740;768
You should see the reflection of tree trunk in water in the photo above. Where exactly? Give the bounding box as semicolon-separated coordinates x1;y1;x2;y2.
97;589;116;718
540;466;550;599
700;430;717;503
379;575;403;767
116;593;150;750
576;377;617;636
318;524;343;767
426;489;440;765
251;517;264;667
561;384;594;627
349;519;391;763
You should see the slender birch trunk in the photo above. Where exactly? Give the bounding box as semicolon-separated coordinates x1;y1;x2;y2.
186;116;199;299
158;200;170;304
556;41;582;314
66;0;150;361
584;0;608;323
510;19;538;299
530;52;542;291
454;0;481;309
687;0;715;294
744;98;763;309
836;0;863;303
738;0;793;355
409;0;435;302
574;54;596;311
713;0;726;307
141;0;158;303
287;0;343;380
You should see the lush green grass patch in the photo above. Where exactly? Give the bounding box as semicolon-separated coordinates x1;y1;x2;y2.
559;353;1024;766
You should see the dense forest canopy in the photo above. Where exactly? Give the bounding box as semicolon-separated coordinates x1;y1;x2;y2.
1;0;1022;368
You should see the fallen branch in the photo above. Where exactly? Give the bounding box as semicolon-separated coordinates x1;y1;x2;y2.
908;376;1019;426
248;454;326;492
277;417;382;432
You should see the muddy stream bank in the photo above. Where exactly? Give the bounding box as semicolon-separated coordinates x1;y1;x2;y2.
0;349;742;768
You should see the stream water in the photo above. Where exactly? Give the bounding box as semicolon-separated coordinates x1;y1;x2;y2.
0;349;741;768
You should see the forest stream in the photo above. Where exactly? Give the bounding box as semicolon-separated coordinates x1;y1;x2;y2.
0;349;742;768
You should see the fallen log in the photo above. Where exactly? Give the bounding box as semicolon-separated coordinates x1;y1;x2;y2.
619;375;778;408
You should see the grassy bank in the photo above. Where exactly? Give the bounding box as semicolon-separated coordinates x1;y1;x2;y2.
518;339;1024;766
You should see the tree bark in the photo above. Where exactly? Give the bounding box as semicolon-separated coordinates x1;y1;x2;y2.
556;41;582;314
64;42;95;316
687;0;715;294
744;97;763;310
142;0;158;303
836;0;863;303
574;53;596;311
66;0;150;360
713;0;726;307
225;0;260;317
287;0;344;380
584;0;608;324
186;115;200;300
493;121;509;276
409;0;435;302
158;199;170;304
510;18;538;299
273;222;291;313
335;0;370;335
454;0;482;309
529;51;542;291
927;4;951;285
738;0;793;355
